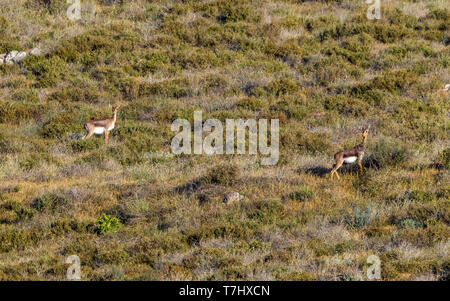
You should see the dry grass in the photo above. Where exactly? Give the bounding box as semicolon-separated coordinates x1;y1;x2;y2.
0;0;448;281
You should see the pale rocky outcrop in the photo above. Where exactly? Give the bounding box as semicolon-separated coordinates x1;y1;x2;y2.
1;48;41;65
29;47;42;56
223;192;244;205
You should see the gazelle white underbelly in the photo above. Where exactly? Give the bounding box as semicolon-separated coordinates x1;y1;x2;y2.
93;128;105;134
343;156;358;163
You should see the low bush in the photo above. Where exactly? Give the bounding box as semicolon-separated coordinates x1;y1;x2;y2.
204;164;239;186
24;55;67;87
0;103;41;124
96;213;123;234
364;137;410;169
31;193;68;213
435;148;450;170
286;187;314;202
235;97;264;111
344;204;374;229
71;139;102;153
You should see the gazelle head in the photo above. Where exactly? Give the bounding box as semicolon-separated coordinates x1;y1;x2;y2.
112;104;120;113
361;126;370;139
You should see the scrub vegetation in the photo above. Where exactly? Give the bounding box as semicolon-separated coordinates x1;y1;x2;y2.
0;0;448;280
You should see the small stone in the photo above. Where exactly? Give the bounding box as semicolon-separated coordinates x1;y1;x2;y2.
0;53;5;64
12;51;27;64
4;50;18;65
29;47;42;56
223;192;244;205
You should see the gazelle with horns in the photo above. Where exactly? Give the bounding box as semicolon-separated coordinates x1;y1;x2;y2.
82;105;120;144
330;126;370;179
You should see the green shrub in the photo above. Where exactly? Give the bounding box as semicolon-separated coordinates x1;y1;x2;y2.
11;89;39;102
200;74;229;95
324;34;372;67
93;249;130;264
75;149;108;166
281;271;314;281
287;187;314;202
0;16;8;35
49;87;102;104
1;200;35;221
133;50;171;75
40;121;80;138
96;213;123;234
235;97;264;111
0;132;16;153
364;137;410;168
0;39;25;53
27;0;67;14
321;21;414;43
324;95;368;117
436;148;450;170
370;70;417;93
344;204;373;229
50;219;96;234
266;78;299;96
408;190;435;203
71;139;102;152
139;78;192;98
0;229;47;252
40;111;81;138
54;28;138;63
31;193;68;212
247;199;284;223
273;40;305;61
0;103;41;124
282;130;331;155
24;55;67;87
204;164;239;186
215;1;261;24
400;218;419;229
20;154;43;171
427;8;449;21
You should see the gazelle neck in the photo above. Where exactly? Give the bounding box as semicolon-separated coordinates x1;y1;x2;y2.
112;111;117;123
361;135;367;147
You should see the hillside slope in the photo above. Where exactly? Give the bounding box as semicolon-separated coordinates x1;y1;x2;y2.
0;0;449;280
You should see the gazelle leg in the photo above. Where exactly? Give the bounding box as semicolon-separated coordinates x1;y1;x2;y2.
83;131;94;140
105;131;109;144
358;159;363;175
330;159;343;179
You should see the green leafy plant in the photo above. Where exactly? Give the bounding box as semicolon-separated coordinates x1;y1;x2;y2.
96;213;122;234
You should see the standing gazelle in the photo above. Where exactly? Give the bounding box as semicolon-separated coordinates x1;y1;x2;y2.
82;105;120;144
330;126;370;179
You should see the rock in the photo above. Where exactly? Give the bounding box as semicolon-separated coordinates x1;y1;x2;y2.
0;53;5;64
3;50;28;65
12;51;27;64
444;84;450;91
29;47;42;56
4;50;19;65
223;192;244;205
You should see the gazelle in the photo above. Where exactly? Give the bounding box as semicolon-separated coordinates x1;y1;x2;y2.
82;105;120;144
330;126;370;179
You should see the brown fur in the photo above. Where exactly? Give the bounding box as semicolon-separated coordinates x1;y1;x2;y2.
82;105;120;144
330;127;370;179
